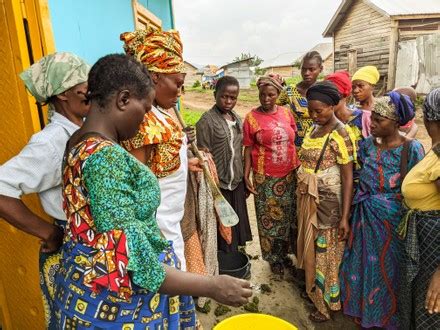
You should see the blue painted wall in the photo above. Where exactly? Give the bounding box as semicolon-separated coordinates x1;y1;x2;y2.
48;0;174;65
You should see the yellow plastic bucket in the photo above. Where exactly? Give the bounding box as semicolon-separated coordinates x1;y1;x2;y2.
213;313;298;330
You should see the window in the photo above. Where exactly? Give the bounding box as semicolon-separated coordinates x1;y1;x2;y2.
132;0;162;30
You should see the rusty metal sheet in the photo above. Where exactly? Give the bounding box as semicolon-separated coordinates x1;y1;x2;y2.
395;33;440;94
395;39;419;88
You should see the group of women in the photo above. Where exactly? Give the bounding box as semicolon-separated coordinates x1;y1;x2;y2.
0;23;438;329
238;51;439;328
0;26;253;329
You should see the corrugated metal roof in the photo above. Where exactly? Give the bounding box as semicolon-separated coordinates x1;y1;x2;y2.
263;43;333;69
298;43;333;62
262;52;299;68
369;0;440;16
220;57;255;69
323;0;440;37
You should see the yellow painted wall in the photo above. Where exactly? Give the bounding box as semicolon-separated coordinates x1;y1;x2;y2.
0;1;55;328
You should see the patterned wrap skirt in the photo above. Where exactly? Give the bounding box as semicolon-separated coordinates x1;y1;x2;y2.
296;166;344;319
340;193;403;329
253;171;296;264
54;240;197;329
39;219;66;329
398;208;440;329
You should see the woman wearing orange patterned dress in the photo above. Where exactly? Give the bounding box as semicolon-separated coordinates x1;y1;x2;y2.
120;27;200;271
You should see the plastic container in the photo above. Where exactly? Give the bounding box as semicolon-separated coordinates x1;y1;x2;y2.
217;250;251;279
214;313;298;330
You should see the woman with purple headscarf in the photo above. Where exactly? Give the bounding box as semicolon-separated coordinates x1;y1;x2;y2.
340;91;425;328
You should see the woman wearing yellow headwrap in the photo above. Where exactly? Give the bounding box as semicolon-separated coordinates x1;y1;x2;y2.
352;65;380;137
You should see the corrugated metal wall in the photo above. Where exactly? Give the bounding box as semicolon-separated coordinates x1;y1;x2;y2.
395;33;440;94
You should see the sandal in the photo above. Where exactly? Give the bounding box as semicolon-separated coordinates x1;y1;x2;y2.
270;262;284;276
308;310;330;323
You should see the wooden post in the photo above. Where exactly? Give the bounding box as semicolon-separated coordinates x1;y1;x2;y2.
348;49;357;76
387;19;399;90
332;32;335;73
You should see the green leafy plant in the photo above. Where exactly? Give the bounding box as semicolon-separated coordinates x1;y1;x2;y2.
182;108;203;126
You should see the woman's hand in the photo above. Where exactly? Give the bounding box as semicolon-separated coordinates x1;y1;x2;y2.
40;225;64;253
209;275;252;307
243;146;257;196
160;267;252;306
184;126;196;144
244;176;257;195
426;269;440;314
188;157;203;172
338;218;350;241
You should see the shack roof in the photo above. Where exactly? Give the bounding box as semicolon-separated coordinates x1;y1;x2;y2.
297;43;333;62
184;61;199;71
323;0;440;37
220;57;254;69
262;52;298;69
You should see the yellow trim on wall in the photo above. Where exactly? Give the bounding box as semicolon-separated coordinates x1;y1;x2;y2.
0;1;56;328
35;0;56;55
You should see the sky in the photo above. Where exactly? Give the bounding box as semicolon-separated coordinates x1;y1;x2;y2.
173;0;342;67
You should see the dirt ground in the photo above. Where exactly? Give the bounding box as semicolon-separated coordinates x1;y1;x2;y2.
184;90;432;329
197;196;358;330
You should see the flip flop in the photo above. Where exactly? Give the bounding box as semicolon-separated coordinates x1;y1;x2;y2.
270;262;284;276
309;310;330;323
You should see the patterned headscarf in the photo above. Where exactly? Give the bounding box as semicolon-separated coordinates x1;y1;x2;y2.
373;92;415;125
373;96;398;121
19;52;90;105
387;91;415;126
352;66;380;85
423;88;440;122
256;74;284;92
120;26;184;74
325;70;352;98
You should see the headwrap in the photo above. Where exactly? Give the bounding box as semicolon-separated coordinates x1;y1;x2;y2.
352;66;380;85
373;96;398;121
324;70;352;98
306;81;341;106
120;26;185;74
423;88;440;122
387;91;415;126
373;92;414;126
19;52;90;105
256;74;284;92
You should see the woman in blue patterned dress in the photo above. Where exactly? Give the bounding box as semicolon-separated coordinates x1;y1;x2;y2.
340;92;425;328
54;54;252;329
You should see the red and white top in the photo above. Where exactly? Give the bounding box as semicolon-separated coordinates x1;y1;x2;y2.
243;105;300;177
